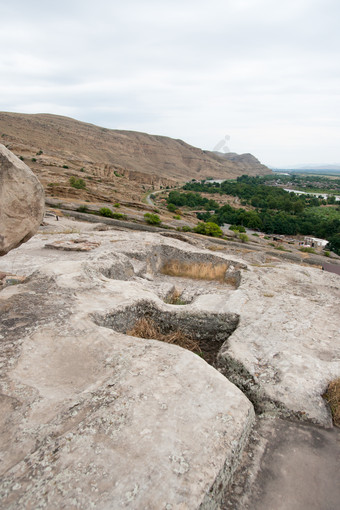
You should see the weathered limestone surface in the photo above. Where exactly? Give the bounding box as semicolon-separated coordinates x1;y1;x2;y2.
0;230;254;509
0;144;44;256
0;221;339;507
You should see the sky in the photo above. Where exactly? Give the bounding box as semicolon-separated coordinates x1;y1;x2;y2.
1;0;340;167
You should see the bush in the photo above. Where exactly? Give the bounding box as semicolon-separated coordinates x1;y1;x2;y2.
112;212;126;220
179;226;192;232
99;207;114;217
77;205;89;213
31;158;36;162
144;213;161;225
69;176;86;189
229;224;246;233
114;203;120;208
238;233;249;243
193;222;223;237
167;203;177;213
173;215;181;220
63;165;69;169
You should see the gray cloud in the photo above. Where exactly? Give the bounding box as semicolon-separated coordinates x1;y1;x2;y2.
1;0;340;166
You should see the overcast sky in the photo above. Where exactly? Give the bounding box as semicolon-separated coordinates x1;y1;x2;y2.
1;0;340;167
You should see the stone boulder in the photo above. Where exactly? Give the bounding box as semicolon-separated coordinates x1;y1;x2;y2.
0;144;44;256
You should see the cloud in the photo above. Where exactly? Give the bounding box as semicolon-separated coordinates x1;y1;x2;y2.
1;0;340;166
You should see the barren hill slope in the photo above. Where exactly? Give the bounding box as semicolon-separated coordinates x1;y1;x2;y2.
0;111;270;183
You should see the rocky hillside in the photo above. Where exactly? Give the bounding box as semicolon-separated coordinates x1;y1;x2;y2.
0;112;271;204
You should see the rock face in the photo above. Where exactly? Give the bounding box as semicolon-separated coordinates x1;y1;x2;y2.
0;221;339;508
0;144;44;255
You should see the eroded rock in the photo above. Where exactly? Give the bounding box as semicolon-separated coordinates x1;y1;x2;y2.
0;144;45;255
0;226;339;508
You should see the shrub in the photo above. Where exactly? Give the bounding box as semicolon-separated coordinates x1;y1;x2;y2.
77;205;89;213
69;176;86;189
113;203;120;208
324;251;330;257
180;226;192;232
63;164;69;169
99;207;114;217
193;222;223;237
173;215;181;220
238;233;249;243
144;213;161;225
19;156;24;161
114;170;122;177
31;158;36;162
229;224;246;233
167;203;177;213
111;212;126;220
36;150;43;155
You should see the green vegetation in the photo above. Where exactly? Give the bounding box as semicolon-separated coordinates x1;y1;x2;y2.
229;224;246;233
99;207;126;220
164;175;340;254
299;247;316;253
36;150;43;155
144;213;161;225
76;205;89;213
167;203;177;213
238;233;248;243
259;173;340;195
113;203;120;208
31;158;36;162
69;176;86;189
173;215;181;220
114;170;122;177
63;164;69;169
177;225;192;232
167;190;219;211
193;222;223;237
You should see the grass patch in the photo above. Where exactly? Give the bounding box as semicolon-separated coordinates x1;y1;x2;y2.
164;288;187;305
299;247;316;253
323;378;340;427
127;318;201;354
160;260;228;281
275;245;291;252
207;244;225;252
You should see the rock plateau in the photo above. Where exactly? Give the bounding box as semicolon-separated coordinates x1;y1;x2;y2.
0;215;339;509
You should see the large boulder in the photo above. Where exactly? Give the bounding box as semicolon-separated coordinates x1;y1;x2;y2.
0;144;44;256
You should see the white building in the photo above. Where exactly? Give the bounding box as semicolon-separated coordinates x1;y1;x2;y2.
303;236;328;248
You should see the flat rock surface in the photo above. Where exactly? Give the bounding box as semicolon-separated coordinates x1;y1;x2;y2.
225;418;340;510
0;221;254;509
0;217;339;508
